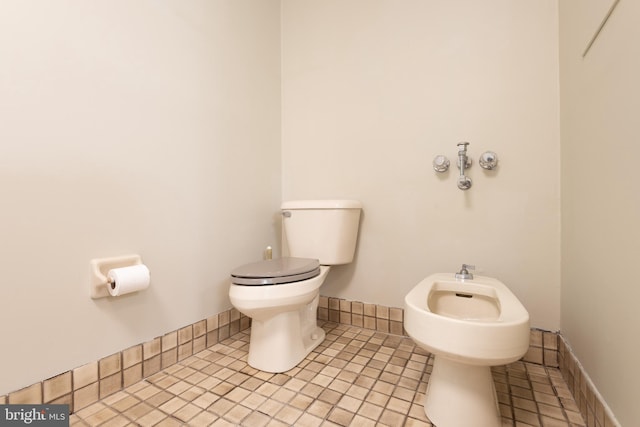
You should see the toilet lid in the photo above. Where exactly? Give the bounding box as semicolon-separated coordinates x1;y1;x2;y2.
230;257;321;285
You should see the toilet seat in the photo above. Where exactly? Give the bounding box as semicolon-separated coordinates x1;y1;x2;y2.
231;257;320;285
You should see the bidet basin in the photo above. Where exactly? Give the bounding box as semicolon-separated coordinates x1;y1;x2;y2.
405;273;529;365
427;281;500;321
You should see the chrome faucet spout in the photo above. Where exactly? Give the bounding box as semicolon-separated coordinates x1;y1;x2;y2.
455;264;475;280
456;142;472;190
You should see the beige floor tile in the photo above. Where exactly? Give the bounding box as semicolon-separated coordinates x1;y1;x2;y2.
192;391;220;409
379;408;406;426
135;409;166;427
187;409;218;426
306;400;334;419
223;386;250;403
122;401;153;421
99;415;130;427
208;398;236;417
158;396;188;414
357;401;383;421
74;402;106;419
242;411;270;427
297;412;324;427
131;384;162;400
274;405;303;425
327;407;355;426
272;387;296;404
154;417;182;427
265;419;289;427
289;393;314;411
145;390;173;408
173;402;202;423
222;404;251;424
387;396;411;414
404;417;433;427
84;407;118;425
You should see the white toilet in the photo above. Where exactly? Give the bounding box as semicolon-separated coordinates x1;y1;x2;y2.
404;270;530;427
229;200;362;373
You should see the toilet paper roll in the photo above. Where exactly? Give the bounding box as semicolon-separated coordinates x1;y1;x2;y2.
107;264;150;296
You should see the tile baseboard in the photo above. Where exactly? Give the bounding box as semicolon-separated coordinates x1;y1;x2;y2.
558;335;621;427
2;308;251;413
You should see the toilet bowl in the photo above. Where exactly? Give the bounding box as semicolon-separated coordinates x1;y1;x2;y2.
229;258;331;373
229;200;362;373
404;273;529;427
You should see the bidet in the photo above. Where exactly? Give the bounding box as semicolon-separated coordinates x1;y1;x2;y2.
404;273;529;427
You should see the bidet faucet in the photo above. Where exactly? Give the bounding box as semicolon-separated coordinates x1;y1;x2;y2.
455;264;475;280
457;142;472;190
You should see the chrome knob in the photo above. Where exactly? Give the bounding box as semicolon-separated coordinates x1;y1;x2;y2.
433;155;450;173
479;151;499;170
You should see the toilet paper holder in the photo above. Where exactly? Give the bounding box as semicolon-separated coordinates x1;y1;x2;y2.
90;254;143;299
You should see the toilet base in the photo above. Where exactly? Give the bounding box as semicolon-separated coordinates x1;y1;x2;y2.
247;296;325;373
424;356;501;427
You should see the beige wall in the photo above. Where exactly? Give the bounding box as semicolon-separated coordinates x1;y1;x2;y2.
560;1;640;425
0;1;281;395
281;0;561;331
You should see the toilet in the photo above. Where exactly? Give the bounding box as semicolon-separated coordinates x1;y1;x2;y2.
229;200;362;373
404;272;530;427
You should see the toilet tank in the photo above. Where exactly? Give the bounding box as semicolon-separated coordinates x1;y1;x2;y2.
281;200;362;265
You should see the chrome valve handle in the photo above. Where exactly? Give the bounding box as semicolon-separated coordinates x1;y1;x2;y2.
433;155;450;173
479;151;499;170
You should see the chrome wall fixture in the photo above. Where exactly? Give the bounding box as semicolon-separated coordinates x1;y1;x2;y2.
433;142;499;190
432;155;450;172
456;142;472;190
479;151;499;170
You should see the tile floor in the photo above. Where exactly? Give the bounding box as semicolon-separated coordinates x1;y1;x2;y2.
70;322;586;427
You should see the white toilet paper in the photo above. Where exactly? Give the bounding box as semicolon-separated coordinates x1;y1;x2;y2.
107;264;150;296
